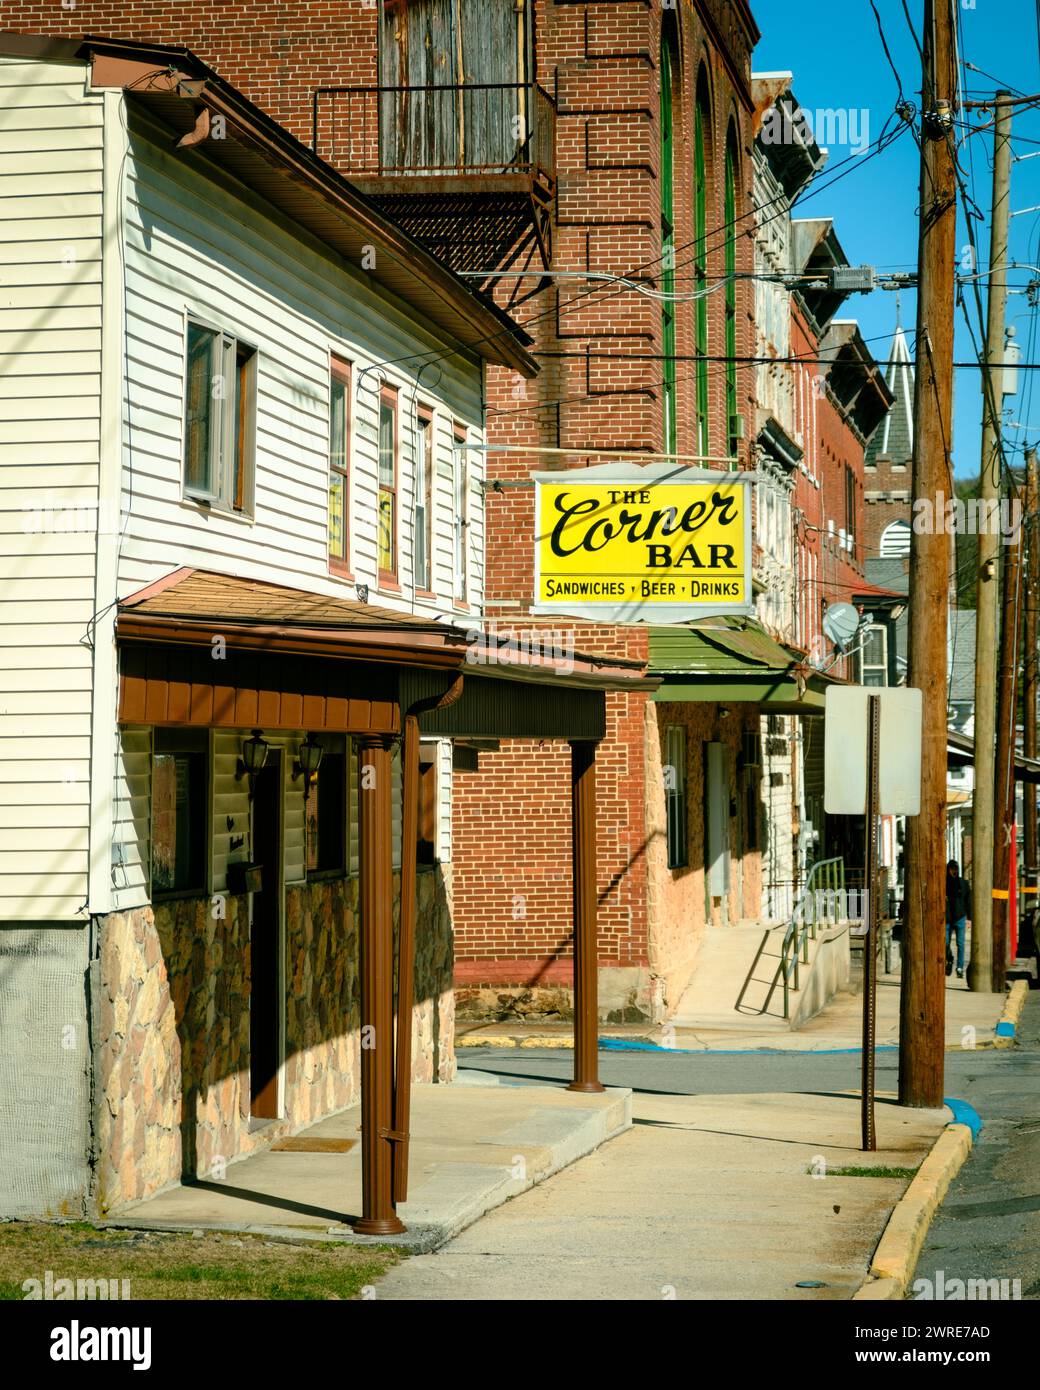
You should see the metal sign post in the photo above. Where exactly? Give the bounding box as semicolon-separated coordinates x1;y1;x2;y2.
860;694;881;1151
825;686;923;1153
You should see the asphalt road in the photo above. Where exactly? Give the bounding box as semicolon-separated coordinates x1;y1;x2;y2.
458;1037;1025;1099
915;993;1040;1301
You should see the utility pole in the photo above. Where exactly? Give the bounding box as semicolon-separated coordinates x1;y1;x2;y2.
969;90;1014;991
993;498;1023;989
899;0;958;1110
1023;450;1038;885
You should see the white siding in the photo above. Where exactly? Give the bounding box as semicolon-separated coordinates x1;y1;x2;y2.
212;731;305;891
117;109;486;620
111;726;151;912
0;57;103;920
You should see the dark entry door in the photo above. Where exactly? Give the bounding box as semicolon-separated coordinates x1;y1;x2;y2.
250;750;283;1119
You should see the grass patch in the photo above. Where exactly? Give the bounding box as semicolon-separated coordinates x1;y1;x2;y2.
0;1221;399;1301
808;1164;919;1180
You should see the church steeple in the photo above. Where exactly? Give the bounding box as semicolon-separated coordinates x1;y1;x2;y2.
866;320;914;465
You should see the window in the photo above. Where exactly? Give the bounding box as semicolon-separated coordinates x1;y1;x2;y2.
452;426;468;603
880;519;911;557
416;409;434;591
724;132;739;456
665;725;688;870
378;386;398;579
306;748;346;875
694;75;711;456
152;730;208;896
659;26;678;456
860;624;888;687
418;743;439;866
184;320;256;513
329;356;351;572
845;464;856;556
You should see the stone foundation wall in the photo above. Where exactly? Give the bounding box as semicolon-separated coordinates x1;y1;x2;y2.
95;869;453;1213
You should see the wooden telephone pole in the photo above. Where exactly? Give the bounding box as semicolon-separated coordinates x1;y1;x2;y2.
993;498;1023;989
1024;452;1039;884
899;0;958;1110
970;90;1014;991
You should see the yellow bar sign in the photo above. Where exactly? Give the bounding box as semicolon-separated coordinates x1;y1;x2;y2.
533;465;753;622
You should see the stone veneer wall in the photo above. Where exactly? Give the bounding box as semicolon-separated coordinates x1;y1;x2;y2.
95;869;453;1213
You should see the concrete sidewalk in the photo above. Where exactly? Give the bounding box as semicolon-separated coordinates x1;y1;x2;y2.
456;965;1009;1054
109;1081;630;1252
374;1087;951;1300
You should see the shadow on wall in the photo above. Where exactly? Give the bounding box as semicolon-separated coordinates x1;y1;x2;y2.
94;867;453;1213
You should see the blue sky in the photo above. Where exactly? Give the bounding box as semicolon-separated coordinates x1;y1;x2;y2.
752;0;1040;479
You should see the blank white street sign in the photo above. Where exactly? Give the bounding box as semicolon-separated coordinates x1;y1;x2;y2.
823;686;923;816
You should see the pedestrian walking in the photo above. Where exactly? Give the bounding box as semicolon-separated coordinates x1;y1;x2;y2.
946;859;971;980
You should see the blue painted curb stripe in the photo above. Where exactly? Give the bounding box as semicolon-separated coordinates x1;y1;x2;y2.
995;1021;1016;1037
944;1097;983;1139
595;1038;900;1057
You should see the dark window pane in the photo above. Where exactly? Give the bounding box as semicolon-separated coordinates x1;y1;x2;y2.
308;753;345;874
330;379;348;474
153;751;205;893
185;323;216;494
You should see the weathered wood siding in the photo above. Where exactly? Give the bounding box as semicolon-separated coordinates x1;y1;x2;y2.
0;56;104;920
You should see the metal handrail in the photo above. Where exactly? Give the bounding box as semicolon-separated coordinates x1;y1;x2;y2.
735;857;848;1019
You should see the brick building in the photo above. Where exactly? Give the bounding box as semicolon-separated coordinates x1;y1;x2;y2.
751;73;893;913
446;0;767;1021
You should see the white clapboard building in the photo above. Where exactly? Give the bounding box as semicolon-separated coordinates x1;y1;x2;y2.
0;33;545;1218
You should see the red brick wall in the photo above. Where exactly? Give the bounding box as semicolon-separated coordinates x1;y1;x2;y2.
457;1;760;1017
790;301;871;677
1;3;379;143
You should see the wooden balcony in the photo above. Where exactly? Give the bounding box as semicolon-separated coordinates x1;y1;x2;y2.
312;83;555;285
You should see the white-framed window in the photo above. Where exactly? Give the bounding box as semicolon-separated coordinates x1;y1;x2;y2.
452;425;468;604
880;519;912;557
415;407;435;592
183;319;257;514
859;624;888;686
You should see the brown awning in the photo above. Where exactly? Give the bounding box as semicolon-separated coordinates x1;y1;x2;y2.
116;569;656;732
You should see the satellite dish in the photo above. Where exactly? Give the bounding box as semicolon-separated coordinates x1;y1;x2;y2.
822;602;861;652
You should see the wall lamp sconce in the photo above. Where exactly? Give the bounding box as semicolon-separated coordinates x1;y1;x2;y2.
292;733;324;799
236;729;270;798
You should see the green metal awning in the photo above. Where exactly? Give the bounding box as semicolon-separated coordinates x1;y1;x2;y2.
648;617;834;712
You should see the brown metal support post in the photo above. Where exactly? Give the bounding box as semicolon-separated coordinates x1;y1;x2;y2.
354;734;406;1236
861;694;881;1151
568;739;604;1094
993;517;1023;991
899;0;956;1110
392;714;420;1206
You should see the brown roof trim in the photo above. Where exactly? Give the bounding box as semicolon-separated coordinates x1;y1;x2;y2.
116;613;657;691
1;31;537;379
117;569;655;690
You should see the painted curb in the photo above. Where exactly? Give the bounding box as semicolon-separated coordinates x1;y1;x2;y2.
456;1035;652;1050
993;979;1029;1049
853;1122;973;1301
